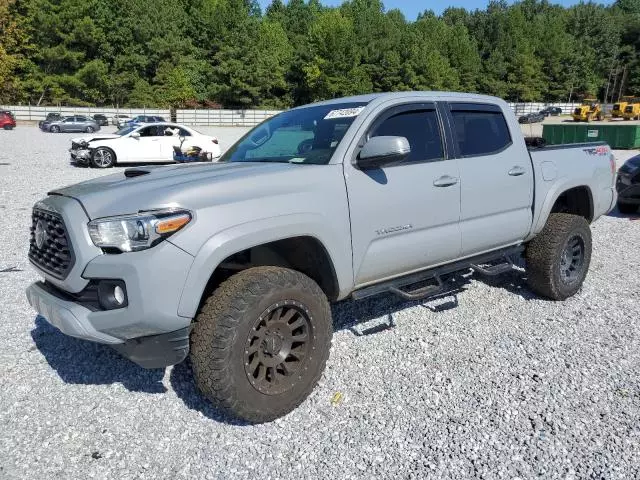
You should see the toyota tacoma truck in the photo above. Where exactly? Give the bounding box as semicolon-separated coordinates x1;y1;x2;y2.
26;92;617;422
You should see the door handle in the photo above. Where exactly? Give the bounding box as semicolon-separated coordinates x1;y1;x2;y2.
508;166;526;176
433;175;459;187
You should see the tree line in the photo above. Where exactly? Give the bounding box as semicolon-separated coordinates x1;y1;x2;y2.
1;0;640;109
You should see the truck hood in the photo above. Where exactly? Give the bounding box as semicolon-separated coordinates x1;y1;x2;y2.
72;134;121;144
50;162;319;219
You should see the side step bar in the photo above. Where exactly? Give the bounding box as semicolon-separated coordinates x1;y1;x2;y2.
470;253;516;277
388;276;444;301
352;245;524;301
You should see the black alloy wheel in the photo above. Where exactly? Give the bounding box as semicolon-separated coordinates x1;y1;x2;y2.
243;300;314;396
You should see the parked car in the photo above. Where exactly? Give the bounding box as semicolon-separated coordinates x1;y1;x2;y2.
112;114;132;127
518;112;545;124
26;92;617;423
38;112;62;129
92;114;109;126
539;107;563;116
616;153;640;214
0;110;16;130
124;115;166;128
40;115;100;133
69;123;219;167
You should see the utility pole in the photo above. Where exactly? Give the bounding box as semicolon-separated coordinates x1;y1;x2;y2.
618;65;627;101
604;63;614;106
610;65;619;103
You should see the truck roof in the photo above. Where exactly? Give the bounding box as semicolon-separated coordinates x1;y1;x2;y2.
296;91;504;109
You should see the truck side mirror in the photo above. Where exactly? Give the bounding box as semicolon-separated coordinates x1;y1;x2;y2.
355;136;411;169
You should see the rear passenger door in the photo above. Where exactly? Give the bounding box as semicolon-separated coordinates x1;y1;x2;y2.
344;103;462;286
75;116;89;131
446;103;533;256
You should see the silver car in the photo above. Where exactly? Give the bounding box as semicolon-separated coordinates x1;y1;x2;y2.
41;115;100;133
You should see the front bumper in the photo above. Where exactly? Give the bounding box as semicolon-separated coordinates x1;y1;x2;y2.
27;281;122;344
27;239;194;368
27;281;191;367
28;238;195;338
616;175;640;204
70;148;91;164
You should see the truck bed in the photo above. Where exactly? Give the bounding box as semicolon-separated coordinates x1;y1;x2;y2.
526;140;616;240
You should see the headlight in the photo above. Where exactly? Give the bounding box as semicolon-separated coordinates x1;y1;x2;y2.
88;208;192;252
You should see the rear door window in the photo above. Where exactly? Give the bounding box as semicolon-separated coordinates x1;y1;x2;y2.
449;104;512;157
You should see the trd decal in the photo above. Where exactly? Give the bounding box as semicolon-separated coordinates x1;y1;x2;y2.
583;146;609;156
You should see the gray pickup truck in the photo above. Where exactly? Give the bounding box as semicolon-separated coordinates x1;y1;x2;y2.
26;92;617;422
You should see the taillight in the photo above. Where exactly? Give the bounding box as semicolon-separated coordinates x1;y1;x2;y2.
610;154;616;175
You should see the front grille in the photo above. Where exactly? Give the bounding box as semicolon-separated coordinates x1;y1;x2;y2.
29;209;74;279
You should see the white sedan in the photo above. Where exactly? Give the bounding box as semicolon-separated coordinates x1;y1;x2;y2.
69;123;221;168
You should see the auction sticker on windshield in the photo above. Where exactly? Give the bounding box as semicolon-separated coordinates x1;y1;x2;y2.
324;107;365;120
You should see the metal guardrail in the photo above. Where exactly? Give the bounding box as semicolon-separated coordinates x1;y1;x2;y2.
176;109;281;126
508;102;581;115
2;102;619;126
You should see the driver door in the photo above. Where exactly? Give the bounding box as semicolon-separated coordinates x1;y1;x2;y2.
344;103;462;286
123;126;163;162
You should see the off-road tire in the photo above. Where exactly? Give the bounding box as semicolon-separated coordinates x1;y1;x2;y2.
91;147;115;168
526;213;592;300
190;266;333;423
617;201;638;214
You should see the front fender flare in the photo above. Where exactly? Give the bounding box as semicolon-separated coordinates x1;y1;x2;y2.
176;213;352;318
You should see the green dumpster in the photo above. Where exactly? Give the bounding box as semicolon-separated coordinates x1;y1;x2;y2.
542;124;640;149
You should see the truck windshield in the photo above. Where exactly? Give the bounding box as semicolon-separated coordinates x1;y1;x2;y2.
219;102;368;165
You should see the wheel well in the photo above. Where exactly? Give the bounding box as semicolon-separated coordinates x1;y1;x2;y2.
550;186;593;222
200;236;339;307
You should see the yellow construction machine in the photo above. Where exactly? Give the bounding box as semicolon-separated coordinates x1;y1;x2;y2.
611;96;635;118
622;97;640;120
572;98;603;122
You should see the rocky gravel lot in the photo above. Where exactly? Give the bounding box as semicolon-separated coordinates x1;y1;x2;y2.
1;126;639;479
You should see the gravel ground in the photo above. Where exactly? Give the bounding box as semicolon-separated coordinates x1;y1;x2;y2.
1;126;639;479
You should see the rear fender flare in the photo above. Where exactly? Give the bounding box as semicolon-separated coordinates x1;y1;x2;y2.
527;179;593;240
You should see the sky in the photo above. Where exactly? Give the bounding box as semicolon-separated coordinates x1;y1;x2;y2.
258;0;615;19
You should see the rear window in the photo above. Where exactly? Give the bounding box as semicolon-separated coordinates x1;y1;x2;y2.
450;107;512;157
